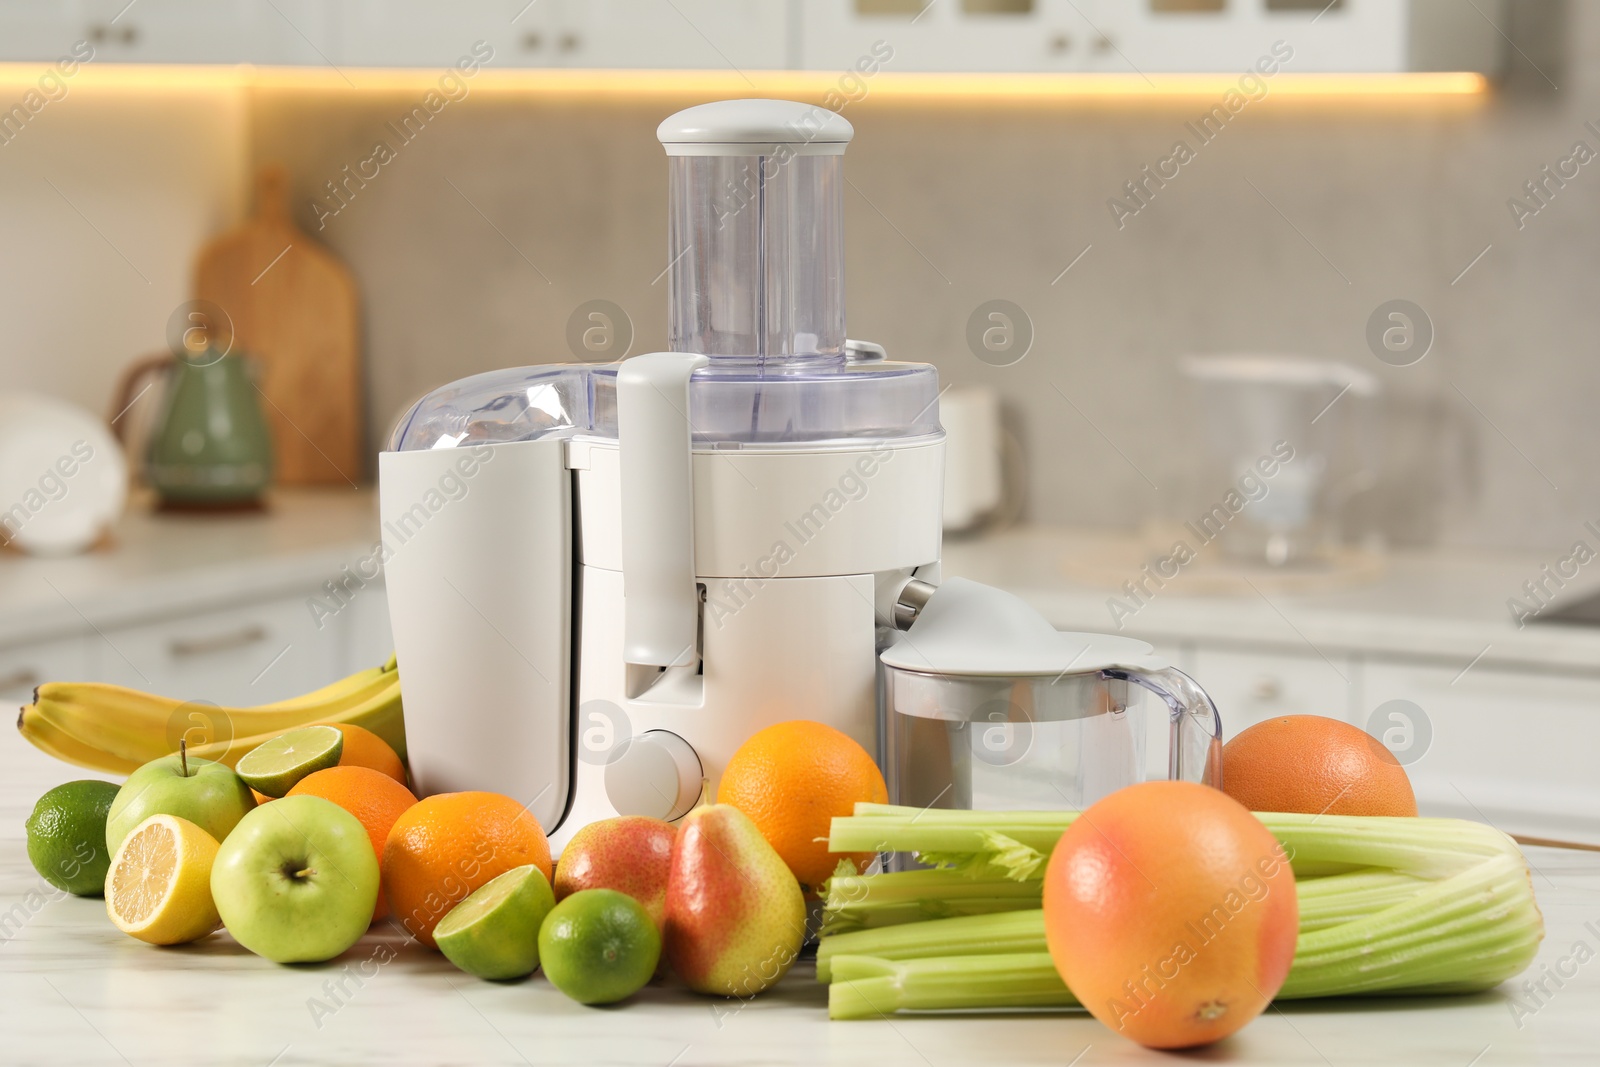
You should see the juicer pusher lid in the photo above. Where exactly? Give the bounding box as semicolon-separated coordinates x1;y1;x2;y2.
657;99;853;156
880;578;1169;678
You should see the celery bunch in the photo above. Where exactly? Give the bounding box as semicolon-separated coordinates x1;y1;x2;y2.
819;805;1544;1020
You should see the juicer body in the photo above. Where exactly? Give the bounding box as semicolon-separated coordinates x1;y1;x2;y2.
378;383;944;851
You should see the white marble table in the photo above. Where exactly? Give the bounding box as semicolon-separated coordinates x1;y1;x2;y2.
5;734;1599;1067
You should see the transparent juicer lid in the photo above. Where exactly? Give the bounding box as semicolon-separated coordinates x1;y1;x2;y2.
389;100;939;453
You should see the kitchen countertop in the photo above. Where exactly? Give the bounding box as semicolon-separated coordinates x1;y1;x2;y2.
9;492;1600;678
5;734;1600;1066
943;527;1600;675
0;490;381;648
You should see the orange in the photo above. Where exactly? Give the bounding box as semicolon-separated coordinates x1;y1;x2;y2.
716;720;887;894
330;723;407;786
1222;715;1417;817
1043;780;1299;1049
382;791;553;948
288;766;418;922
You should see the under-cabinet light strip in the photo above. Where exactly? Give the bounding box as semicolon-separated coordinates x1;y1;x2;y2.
0;64;1488;100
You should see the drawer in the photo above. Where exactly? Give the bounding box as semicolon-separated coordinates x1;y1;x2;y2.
0;636;90;704
95;596;341;707
338;584;394;676
1190;645;1359;740
1363;661;1600;842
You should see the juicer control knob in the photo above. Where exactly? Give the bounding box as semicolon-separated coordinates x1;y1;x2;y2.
604;730;703;822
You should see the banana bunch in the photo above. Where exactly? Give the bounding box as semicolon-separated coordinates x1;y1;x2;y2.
17;654;405;775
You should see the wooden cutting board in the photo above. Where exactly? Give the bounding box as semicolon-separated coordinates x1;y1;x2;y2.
194;165;362;486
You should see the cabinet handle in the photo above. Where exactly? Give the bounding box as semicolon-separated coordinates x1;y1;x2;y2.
86;23;137;46
169;625;268;658
0;667;41;692
1251;676;1283;701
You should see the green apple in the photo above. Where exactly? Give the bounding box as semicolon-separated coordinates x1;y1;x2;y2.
211;795;379;963
106;753;256;857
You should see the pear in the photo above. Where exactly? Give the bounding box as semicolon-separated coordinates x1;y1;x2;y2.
664;804;806;996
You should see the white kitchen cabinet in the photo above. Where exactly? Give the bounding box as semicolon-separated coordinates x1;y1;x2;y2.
0;0;335;65
1190;643;1360;738
335;0;785;71
799;0;1084;75
340;584;395;675
0;0;65;60
0;0;1501;71
91;595;341;708
0;635;89;705
570;1;786;70
1363;660;1600;842
334;0;533;69
796;0;1494;74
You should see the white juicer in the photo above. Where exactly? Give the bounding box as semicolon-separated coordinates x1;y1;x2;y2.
379;100;1223;852
380;101;943;850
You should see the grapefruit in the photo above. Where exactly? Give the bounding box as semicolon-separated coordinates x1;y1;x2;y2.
1043;780;1298;1049
1222;715;1417;817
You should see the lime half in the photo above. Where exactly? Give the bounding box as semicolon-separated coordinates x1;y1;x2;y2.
236;726;344;798
26;780;120;896
436;865;556;980
538;888;660;1005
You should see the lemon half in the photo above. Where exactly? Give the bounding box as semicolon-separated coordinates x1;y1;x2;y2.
106;814;222;945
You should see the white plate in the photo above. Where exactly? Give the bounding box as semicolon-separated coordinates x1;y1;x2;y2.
0;391;128;556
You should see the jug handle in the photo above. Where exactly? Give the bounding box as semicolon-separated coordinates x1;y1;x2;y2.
107;352;173;445
1102;667;1224;788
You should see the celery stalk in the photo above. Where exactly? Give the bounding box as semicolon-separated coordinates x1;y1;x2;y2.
822;865;1428;935
1293;868;1431;932
827;953;1078;1020
819;911;1048;981
829;806;1526;882
819;869;1446;980
821;868;1043;933
828;807;1073;861
817;806;1545;1016
1279;852;1544;998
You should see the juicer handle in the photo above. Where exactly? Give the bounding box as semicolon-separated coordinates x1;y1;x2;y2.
1103;666;1224;788
617;352;709;669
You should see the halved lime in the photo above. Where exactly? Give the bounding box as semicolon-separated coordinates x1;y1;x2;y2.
436;864;555;980
538;888;660;1005
236;726;344;798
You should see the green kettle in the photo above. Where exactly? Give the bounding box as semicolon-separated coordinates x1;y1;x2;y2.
111;349;274;509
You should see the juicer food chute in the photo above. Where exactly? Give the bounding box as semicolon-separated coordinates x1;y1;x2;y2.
379;100;1222;846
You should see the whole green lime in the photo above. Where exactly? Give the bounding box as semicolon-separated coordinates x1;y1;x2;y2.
538;888;661;1005
26;780;121;896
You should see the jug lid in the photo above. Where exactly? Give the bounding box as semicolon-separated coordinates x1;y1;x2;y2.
880;577;1168;678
